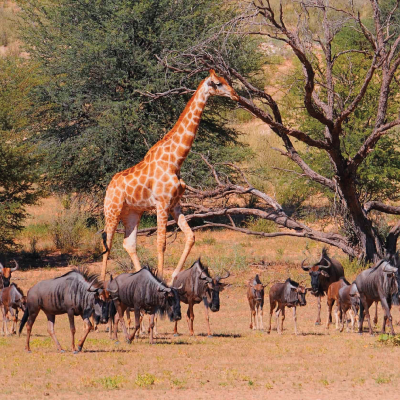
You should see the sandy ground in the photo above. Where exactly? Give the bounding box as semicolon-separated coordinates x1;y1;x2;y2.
1;263;400;400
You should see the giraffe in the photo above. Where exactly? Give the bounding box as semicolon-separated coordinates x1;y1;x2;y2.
101;69;239;283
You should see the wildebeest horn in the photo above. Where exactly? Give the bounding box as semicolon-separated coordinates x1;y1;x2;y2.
0;262;3;272
200;271;213;283
173;283;183;290
219;269;230;280
305;287;313;292
157;283;171;293
301;259;311;271
87;278;99;292
382;262;398;273
10;259;19;272
106;279;119;294
319;258;331;269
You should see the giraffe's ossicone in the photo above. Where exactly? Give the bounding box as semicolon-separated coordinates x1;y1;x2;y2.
101;69;239;283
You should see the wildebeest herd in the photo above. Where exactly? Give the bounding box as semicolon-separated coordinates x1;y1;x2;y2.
0;248;400;353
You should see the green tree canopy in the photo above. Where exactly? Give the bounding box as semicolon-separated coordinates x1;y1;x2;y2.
18;0;261;202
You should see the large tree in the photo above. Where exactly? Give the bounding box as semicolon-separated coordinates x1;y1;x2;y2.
148;0;400;261
18;0;261;204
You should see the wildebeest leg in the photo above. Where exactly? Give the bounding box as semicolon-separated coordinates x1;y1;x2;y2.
25;309;39;353
275;308;281;334
380;297;395;335
140;311;147;336
113;301;129;343
126;309;131;335
293;307;298;335
4;307;11;335
259;305;264;330
250;306;255;330
128;308;141;343
77;318;93;351
280;307;285;334
373;301;378;325
68;311;76;352
349;308;356;332
45;313;63;352
359;294;373;335
149;314;155;344
334;305;340;330
203;304;212;337
339;304;348;333
267;301;276;334
1;306;5;335
188;303;195;336
325;298;334;329
315;296;322;325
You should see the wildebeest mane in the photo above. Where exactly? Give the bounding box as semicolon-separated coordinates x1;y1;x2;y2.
56;266;103;289
338;276;351;286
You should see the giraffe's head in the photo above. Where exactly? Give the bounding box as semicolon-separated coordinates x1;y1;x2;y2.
206;69;239;101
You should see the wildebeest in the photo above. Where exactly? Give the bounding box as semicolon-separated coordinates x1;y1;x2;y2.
172;259;229;337
108;266;182;344
19;267;110;353
1;284;26;335
301;248;344;325
0;259;19;289
338;282;360;332
325;277;351;330
355;258;398;335
267;278;308;335
247;274;266;330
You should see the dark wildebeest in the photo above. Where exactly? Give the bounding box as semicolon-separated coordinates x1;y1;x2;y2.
355;258;398;335
325;277;351;330
19;267;110;353
108;266;182;344
247;274;266;330
267;278;308;335
1;284;26;335
301;248;344;325
172;259;229;337
0;260;19;289
338;282;360;332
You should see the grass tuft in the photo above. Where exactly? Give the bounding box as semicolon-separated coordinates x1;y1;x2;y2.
135;373;156;388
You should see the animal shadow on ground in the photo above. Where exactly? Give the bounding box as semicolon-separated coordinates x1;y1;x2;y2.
197;333;242;338
298;332;326;336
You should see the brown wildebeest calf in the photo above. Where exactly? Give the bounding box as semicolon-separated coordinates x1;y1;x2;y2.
247;274;266;330
267;278;308;335
325;277;351;330
1;284;26;335
338;282;360;332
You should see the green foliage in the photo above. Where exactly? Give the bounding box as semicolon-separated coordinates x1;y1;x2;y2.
0;56;45;252
18;0;261;200
95;375;125;390
378;334;400;346
135;373;156;388
246;217;276;233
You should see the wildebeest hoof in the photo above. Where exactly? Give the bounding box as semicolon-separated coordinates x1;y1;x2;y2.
315;322;322;326
114;341;120;345
27;350;32;353
125;339;131;344
77;346;82;351
207;335;213;338
60;350;65;353
73;350;80;354
173;333;180;337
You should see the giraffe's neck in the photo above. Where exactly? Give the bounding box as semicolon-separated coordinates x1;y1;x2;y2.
165;81;209;170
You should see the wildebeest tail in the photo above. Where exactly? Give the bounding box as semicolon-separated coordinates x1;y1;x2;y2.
19;307;29;336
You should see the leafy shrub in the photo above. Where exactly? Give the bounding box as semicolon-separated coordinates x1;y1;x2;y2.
95;375;125;390
135;373;156;388
246;217;276;233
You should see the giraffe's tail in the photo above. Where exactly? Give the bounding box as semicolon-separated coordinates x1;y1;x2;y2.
99;230;109;255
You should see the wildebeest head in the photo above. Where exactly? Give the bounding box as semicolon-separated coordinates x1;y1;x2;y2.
249;275;266;302
158;285;182;322
200;268;230;312
0;260;19;288
87;278;114;324
285;279;308;306
381;261;398;298
301;249;332;296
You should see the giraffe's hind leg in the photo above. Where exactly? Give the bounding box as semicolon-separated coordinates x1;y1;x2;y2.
169;204;195;285
121;208;143;272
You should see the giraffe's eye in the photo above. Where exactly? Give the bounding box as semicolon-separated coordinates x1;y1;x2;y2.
216;83;222;87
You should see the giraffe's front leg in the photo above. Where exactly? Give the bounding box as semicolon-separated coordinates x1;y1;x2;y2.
121;209;143;272
170;204;195;285
156;203;169;278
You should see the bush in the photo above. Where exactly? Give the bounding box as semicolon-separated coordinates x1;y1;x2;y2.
246;217;276;233
50;208;89;253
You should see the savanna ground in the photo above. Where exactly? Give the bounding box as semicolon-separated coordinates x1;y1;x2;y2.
2;196;400;400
